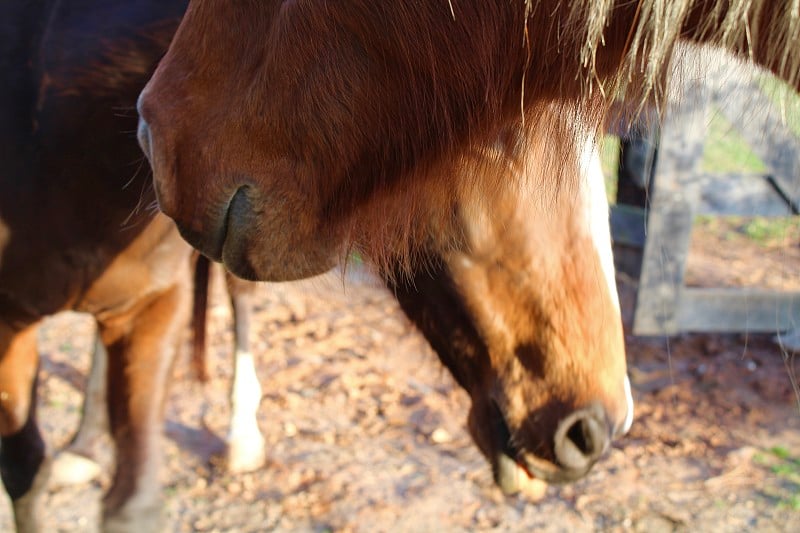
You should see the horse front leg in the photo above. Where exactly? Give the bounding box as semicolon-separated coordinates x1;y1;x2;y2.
0;319;50;533
50;330;107;487
224;274;265;473
98;282;188;533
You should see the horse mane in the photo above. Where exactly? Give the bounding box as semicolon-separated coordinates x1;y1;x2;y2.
553;0;800;107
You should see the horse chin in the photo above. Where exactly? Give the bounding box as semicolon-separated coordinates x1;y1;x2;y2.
489;403;549;499
185;187;340;282
476;396;597;497
468;398;547;499
221;244;339;282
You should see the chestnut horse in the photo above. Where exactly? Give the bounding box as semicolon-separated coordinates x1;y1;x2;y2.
137;0;663;492
1;1;629;531
137;0;798;492
186;129;635;489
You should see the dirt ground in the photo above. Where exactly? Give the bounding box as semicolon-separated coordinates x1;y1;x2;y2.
1;223;799;532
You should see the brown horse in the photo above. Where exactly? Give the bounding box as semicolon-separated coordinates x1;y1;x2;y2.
202;128;634;490
0;1;190;531
136;0;798;492
2;2;629;530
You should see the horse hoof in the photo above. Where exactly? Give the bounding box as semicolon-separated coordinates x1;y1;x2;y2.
103;502;163;533
227;436;266;473
49;451;101;488
12;456;52;533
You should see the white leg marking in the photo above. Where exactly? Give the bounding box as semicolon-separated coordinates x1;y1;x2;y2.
621;375;635;435
227;350;266;473
49;451;102;488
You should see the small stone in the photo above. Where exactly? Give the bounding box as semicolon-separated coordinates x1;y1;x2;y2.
430;428;452;444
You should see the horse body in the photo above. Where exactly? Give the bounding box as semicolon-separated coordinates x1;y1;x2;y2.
0;1;189;530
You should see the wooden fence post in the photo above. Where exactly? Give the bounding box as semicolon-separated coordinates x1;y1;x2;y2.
632;76;709;335
624;52;800;336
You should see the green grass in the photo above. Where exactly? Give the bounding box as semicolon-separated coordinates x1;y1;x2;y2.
694;215;800;247
741;217;800;245
758;74;800;140
600;71;799;244
701;107;767;174
753;446;800;510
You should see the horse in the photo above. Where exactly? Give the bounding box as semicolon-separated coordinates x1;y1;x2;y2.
189;124;636;489
136;0;799;494
136;0;659;497
1;1;630;530
0;1;191;531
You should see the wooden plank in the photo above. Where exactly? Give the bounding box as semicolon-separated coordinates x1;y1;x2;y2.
692;172;796;217
631;199;695;335
610;205;646;248
711;65;800;208
632;74;709;336
677;288;800;333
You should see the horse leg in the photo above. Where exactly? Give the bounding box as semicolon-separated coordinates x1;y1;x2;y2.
0;320;51;533
50;330;107;487
224;274;265;473
99;283;188;533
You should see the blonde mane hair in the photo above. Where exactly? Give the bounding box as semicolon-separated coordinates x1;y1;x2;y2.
526;0;800;105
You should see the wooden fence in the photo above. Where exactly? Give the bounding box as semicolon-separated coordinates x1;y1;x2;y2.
610;51;800;337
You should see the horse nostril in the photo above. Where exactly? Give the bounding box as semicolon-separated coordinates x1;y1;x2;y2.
553;403;609;473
